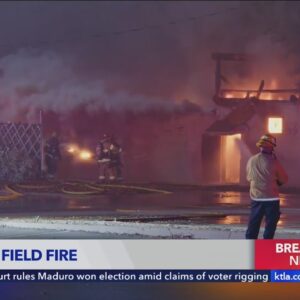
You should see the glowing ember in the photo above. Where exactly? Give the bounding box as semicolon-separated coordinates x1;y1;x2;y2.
224;93;234;98
79;150;93;160
268;117;283;134
224;92;248;99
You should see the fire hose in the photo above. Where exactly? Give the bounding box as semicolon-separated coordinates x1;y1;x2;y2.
86;183;172;195
61;187;102;196
1;181;171;197
15;184;56;189
0;185;23;200
13;182;103;196
61;182;104;196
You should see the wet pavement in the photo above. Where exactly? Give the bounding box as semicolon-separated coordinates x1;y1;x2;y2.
0;185;299;230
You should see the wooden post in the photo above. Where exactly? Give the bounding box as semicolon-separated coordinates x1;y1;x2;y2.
40;110;45;174
256;80;265;99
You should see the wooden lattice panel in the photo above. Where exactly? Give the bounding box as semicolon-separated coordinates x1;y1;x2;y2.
0;123;42;161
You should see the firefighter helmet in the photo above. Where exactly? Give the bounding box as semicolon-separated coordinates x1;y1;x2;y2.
256;133;277;148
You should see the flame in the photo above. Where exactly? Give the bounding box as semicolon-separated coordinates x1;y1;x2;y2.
263;80;279;100
224;93;234;98
67;144;79;154
79;150;93;161
224;92;247;99
223;78;297;101
66;143;93;162
270;79;278;89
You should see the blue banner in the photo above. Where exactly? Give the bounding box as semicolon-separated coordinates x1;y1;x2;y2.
271;271;300;282
0;270;270;282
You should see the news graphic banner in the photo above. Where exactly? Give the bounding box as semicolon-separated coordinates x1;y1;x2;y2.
1;240;300;282
0;240;252;269
255;239;300;282
255;240;300;269
0;240;267;283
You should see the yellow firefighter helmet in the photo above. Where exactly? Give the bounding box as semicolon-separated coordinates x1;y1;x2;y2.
256;133;277;148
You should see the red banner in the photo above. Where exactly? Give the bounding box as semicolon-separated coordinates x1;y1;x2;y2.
255;240;300;269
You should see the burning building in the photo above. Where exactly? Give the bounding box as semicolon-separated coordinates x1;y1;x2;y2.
25;51;300;188
202;53;300;186
47;52;300;188
54;106;216;185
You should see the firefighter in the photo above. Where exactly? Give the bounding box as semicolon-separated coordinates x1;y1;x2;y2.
44;132;61;180
245;133;288;239
96;134;112;182
109;136;123;182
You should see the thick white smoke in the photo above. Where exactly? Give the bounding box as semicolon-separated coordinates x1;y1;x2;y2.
0;2;299;121
0;49;180;121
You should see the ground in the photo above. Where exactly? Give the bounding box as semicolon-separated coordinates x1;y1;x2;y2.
0;181;299;239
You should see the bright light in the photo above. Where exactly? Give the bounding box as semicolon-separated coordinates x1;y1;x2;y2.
68;147;75;153
79;150;92;161
268;117;283;134
66;144;79;154
225;93;233;98
65;143;93;162
221;134;242;184
68;146;76;153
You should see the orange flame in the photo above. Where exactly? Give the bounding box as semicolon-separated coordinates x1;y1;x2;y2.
67;144;79;154
66;144;93;162
79;150;93;161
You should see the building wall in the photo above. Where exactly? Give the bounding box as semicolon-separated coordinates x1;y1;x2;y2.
240;102;300;187
121;102;300;187
123;113;215;184
57;102;300;187
58;111;216;184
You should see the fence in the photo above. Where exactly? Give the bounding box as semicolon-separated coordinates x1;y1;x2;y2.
0;122;42;181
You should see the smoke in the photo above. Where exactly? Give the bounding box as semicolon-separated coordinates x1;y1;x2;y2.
0;49;183;121
0;2;299;120
211;2;300;91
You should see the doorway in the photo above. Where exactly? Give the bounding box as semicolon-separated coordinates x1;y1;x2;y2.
220;134;241;184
